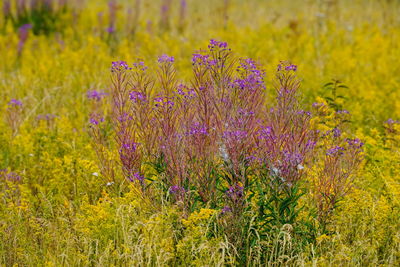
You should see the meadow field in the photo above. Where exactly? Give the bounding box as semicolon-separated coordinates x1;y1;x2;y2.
1;0;400;266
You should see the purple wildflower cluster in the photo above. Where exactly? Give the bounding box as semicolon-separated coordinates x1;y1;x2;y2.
132;61;148;71
208;39;228;50
277;62;297;71
226;183;244;203
92;39;364;216
385;118;399;125
8;99;23;107
169;185;186;194
130;91;147;103
111;61;131;72
233;58;265;92
0;169;21;183
384;118;399;134
154;96;175;108
326;146;345;156
192;53;216;67
129;172;145;182
187;123;208;136
158;54;175;63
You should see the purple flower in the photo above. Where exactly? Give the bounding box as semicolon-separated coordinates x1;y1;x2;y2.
1;170;21;182
120;142;140;152
223;130;248;141
297;110;312;116
326;146;345;156
89;116;104;125
153;96;175;108
312;102;325;108
226;183;244;202
305;140;316;149
133;61;148;71
186;88;196;98
233;58;265;91
277;62;297;72
176;84;186;96
87;90;108;101
208;39;228;49
245;155;259;163
117;112;133;122
279;151;304;175
19;24;32;32
192;53;209;64
187;123;208;136
166;100;175;107
106;26;115;33
8;99;22;107
130;91;147;103
158;54;174;63
285;64;297;71
111;61;131;72
346;138;364;149
129;172;145;182
154;97;164;103
36;114;57;121
336;110;350;115
332;128;341;138
169;185;186;194
238;108;255;117
385;118;398;125
221;206;232;214
257;126;273;140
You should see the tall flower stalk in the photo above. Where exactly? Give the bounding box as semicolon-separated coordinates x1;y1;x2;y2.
5;99;24;137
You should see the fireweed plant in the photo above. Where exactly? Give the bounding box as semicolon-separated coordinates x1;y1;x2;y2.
88;39;364;260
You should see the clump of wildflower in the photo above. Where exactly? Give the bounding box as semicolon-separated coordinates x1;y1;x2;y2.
315;135;364;226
